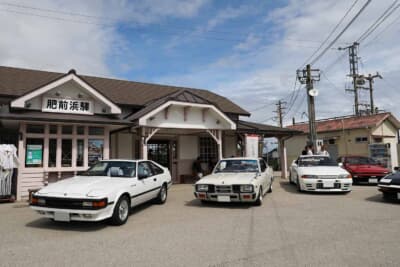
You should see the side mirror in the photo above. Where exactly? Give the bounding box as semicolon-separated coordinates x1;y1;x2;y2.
394;166;399;172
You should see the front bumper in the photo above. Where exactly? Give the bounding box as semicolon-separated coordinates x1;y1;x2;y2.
300;178;352;192
194;192;257;202
378;185;400;200
30;205;114;222
352;175;386;183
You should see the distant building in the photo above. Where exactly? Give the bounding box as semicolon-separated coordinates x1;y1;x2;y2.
286;113;400;170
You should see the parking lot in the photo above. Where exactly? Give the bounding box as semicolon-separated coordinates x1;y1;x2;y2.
1;179;399;267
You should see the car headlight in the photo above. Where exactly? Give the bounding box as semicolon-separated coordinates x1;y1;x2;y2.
196;184;209;192
301;175;318;179
338;174;352;179
82;199;108;209
240;184;254;193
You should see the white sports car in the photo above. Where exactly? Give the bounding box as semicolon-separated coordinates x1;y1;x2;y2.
194;158;274;205
289;155;352;192
30;160;172;225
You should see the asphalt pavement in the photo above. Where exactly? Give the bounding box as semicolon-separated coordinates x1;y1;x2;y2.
0;180;399;267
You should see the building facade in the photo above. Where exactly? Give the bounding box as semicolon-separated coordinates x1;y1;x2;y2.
0;66;298;200
286;113;400;170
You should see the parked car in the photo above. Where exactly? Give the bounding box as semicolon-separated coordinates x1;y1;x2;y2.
30;160;172;225
194;158;273;205
337;156;391;184
289;155;352;192
378;169;400;201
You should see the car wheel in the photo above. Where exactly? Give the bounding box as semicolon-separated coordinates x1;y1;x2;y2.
267;181;273;193
296;176;302;192
254;188;263;206
155;184;168;204
382;192;391;200
110;195;130;226
289;172;294;184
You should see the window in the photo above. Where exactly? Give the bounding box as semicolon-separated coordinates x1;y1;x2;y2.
355;137;368;143
62;125;73;135
89;127;104;136
77;139;84;167
61;139;72;167
374;137;383;143
259;160;267;172
26;124;44;134
25;138;43;167
199;137;217;163
49;125;58;134
138;162;154;178
48;139;57;167
88;139;103;166
77;126;85;135
149;161;164;175
82;161;136;177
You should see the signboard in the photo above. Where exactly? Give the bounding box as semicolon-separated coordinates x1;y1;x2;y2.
42;97;93;115
245;134;260;158
26;144;43;165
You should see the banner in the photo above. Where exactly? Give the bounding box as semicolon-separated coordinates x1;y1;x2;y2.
245;134;260;158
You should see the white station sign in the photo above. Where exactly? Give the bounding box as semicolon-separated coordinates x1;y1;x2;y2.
42;97;94;115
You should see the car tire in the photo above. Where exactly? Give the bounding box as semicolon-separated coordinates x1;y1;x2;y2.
267;181;273;193
155;184;168;204
200;200;208;204
382;192;391;200
110;195;130;226
289;172;294;184
296;176;302;192
254;188;263;206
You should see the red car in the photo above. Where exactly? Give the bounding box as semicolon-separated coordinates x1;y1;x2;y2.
337;156;391;184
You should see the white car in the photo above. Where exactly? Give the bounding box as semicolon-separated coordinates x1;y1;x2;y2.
289;155;352;192
194;158;274;205
30;160;172;225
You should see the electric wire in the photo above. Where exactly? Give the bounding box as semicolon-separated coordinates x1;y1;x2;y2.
300;0;360;68
309;0;372;66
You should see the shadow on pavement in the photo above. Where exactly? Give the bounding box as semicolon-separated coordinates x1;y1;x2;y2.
279;180;301;194
365;193;400;204
26;218;107;232
25;202;155;231
184;199;252;209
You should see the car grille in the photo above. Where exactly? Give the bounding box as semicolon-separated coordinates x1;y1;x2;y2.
317;175;338;179
215;185;232;193
32;197;107;210
316;183;341;189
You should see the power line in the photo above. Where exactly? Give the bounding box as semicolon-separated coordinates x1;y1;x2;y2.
300;0;360;68
309;0;372;66
357;0;400;42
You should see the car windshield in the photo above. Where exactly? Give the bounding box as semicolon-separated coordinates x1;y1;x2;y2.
298;156;337;167
214;159;259;173
81;161;136;177
346;157;377;165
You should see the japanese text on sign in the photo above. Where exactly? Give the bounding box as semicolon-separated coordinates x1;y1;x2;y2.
42;97;93;114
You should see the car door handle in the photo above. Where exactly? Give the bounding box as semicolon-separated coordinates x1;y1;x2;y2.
153;178;157;181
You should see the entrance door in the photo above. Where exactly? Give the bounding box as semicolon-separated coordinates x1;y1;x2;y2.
147;141;170;168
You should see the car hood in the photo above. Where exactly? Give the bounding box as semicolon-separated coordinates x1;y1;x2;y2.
345;164;390;174
298;166;349;176
36;176;122;197
196;172;257;185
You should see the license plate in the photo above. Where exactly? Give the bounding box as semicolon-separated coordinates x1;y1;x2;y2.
397;193;400;200
54;212;70;222
369;178;378;183
323;181;334;188
217;196;231;202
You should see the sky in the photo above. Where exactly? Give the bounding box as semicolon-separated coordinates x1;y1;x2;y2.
0;0;399;127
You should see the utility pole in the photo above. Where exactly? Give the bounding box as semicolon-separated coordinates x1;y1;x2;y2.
361;72;382;114
339;42;361;115
275;100;286;127
297;64;320;148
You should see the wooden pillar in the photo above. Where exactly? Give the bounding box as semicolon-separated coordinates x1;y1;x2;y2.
141;127;147;160
279;137;288;179
217;130;222;160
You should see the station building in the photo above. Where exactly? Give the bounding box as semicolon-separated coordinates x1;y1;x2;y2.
0;66;299;200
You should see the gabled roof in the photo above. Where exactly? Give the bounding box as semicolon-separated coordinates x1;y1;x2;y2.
287;112;400;133
0;66;250;116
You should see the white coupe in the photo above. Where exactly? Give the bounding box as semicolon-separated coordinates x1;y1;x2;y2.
194;158;274;205
30;160;172;225
289;155;352;192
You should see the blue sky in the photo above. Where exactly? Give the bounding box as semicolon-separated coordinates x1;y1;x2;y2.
1;0;399;125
